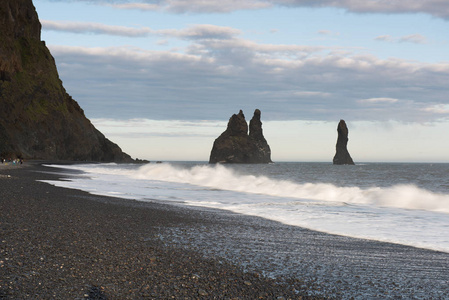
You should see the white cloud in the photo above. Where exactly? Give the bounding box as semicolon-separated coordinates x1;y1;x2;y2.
48;39;449;123
108;3;161;11
69;0;449;19
359;98;399;104
423;104;449;114
399;34;428;44
91;118;227;160
161;24;242;40
318;30;340;36
109;0;272;13
375;34;428;44
92;118;225;137
41;20;153;37
199;38;325;55
277;0;449;20
42;20;242;40
374;35;394;42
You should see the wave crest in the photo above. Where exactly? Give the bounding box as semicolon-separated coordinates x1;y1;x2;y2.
126;163;449;213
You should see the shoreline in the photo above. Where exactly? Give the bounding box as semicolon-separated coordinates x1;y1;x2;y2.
1;163;449;299
0;162;320;299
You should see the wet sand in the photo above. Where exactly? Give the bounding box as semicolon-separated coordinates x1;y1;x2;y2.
1;163;448;299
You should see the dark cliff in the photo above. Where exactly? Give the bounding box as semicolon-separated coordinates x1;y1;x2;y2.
332;119;355;165
0;0;132;162
209;109;272;164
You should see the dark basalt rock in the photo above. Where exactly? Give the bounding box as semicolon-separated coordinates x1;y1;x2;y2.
209;109;272;164
333;119;355;165
0;0;132;162
249;109;272;163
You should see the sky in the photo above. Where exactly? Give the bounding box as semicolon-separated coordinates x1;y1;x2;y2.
32;0;449;162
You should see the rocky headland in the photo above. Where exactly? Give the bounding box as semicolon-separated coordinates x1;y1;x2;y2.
209;109;272;164
333;119;355;165
0;0;132;162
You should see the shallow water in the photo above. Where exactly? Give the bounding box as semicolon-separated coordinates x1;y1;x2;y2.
39;162;449;298
42;162;449;253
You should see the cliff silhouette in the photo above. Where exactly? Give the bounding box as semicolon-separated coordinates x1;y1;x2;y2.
0;0;132;161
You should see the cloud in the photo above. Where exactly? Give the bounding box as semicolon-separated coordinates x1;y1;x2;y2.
359;98;399;104
374;35;394;42
196;38;325;57
423;104;449;114
160;24;241;40
47;37;449;123
61;0;449;19
42;20;241;40
90;118;228;160
108;3;160;11
41;20;153;37
276;0;449;20
107;0;272;13
317;30;340;36
91;118;225;138
375;34;428;44
399;34;428;44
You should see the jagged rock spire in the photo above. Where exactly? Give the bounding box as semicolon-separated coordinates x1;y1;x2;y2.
249;109;271;163
226;110;248;137
209;109;272;164
333;120;355;165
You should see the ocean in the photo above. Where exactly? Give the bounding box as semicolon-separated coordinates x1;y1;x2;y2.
42;161;449;254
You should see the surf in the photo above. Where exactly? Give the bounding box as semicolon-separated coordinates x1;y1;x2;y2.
77;162;449;214
42;162;449;253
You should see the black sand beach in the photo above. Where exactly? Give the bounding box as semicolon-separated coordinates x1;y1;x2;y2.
1;163;449;299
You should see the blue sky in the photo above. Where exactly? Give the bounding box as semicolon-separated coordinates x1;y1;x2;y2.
33;0;449;162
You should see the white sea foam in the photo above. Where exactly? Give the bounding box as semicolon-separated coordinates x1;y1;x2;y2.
63;163;449;213
42;163;449;253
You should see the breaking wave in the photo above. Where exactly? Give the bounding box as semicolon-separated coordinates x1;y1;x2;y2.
66;163;449;214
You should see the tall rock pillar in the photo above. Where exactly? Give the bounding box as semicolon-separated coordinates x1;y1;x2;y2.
333;120;355;165
249;109;272;163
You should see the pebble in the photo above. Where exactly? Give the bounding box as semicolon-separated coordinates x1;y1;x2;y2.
0;164;320;299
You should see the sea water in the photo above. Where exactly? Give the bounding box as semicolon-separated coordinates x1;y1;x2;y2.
42;162;449;253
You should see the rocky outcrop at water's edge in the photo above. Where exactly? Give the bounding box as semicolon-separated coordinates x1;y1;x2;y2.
209;109;272;164
333;119;355;165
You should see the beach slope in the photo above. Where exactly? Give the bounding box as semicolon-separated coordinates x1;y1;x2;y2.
0;163;315;299
1;163;448;299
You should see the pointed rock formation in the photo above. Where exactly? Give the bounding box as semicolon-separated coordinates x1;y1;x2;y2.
333;120;355;165
209;109;272;164
0;0;132;161
249;109;272;163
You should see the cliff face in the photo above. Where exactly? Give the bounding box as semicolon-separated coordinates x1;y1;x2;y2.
209;109;272;164
333;119;355;165
0;0;132;161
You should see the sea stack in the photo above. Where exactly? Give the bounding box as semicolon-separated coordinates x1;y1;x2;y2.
332;120;355;165
0;0;132;162
209;109;272;164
